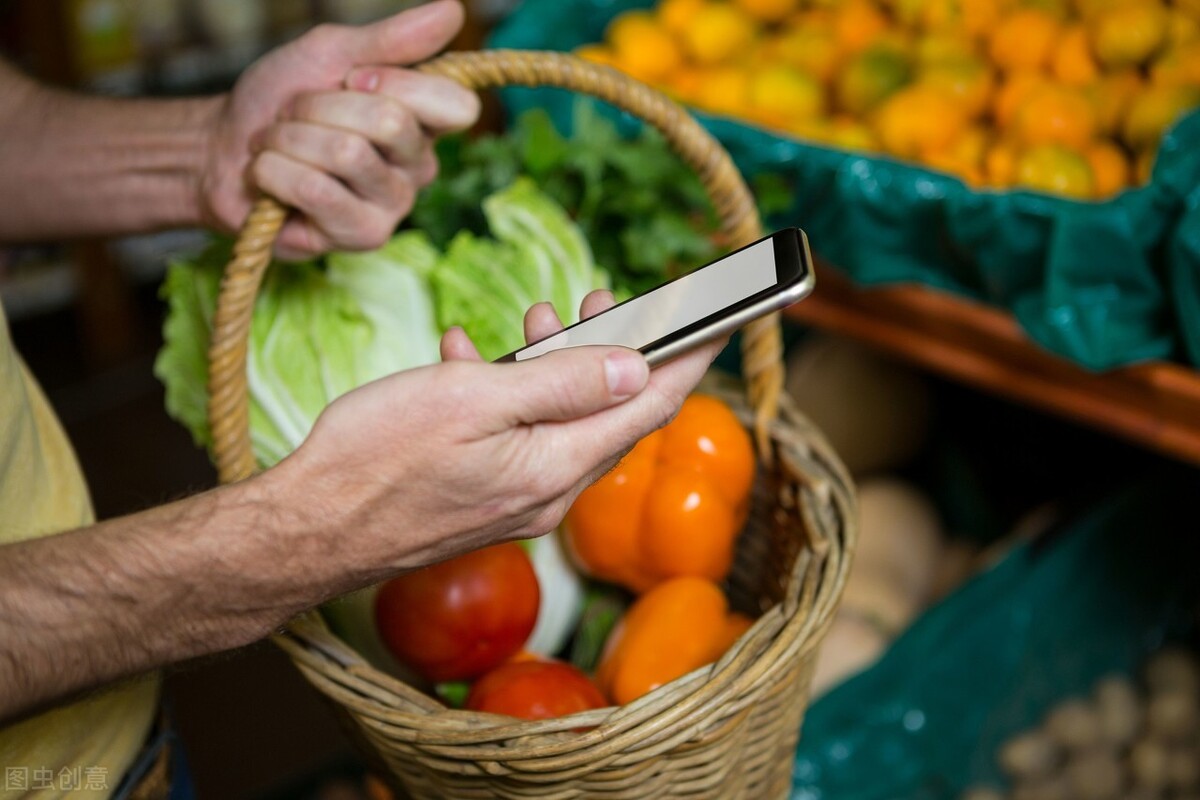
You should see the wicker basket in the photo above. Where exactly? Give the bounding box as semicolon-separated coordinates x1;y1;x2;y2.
205;50;856;799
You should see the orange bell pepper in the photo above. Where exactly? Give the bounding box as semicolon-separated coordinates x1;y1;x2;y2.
596;576;752;705
564;394;755;593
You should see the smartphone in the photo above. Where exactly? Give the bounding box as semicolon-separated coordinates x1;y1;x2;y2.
496;228;815;367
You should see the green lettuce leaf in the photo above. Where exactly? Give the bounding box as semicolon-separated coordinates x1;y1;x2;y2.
157;181;605;467
432;177;610;361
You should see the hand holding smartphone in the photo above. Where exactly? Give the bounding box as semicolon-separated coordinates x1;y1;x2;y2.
497;228;815;367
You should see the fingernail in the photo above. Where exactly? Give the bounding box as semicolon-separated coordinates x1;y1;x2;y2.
347;68;380;92
605;351;648;398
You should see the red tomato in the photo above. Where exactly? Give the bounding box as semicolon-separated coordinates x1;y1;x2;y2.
374;543;539;682
466;659;608;720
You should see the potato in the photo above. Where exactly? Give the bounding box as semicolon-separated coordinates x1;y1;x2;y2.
1012;775;1069;800
1166;745;1200;790
1129;738;1171;790
1145;648;1200;697
784;334;931;475
1045;699;1103;751
960;787;1006;800
1000;730;1061;779
1064;749;1125;799
838;569;922;636
1146;692;1198;740
810;612;889;698
852;479;944;603
1094;675;1143;746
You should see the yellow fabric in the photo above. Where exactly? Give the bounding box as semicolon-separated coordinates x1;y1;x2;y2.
0;303;158;799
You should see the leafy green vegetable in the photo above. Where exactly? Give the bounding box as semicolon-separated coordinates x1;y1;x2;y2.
569;587;629;673
156;182;606;467
410;103;722;295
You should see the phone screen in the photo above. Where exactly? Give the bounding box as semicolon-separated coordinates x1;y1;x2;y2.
513;236;781;361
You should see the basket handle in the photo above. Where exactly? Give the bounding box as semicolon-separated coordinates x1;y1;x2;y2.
208;50;782;484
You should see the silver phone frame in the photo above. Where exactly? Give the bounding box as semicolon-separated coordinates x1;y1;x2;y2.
641;229;816;367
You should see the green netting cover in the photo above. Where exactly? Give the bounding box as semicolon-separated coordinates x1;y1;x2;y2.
489;0;1200;370
789;474;1198;799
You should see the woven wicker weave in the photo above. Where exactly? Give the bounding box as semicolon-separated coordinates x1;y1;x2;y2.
206;50;856;799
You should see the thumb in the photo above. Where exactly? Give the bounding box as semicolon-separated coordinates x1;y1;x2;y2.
348;0;464;67
493;347;649;427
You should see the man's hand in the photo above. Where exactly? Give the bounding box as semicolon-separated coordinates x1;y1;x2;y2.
271;290;726;588
0;292;725;722
201;0;479;259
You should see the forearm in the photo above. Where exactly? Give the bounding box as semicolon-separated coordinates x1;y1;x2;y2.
0;468;365;724
0;61;223;242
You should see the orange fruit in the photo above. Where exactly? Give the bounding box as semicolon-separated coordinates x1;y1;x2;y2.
1152;41;1200;86
1052;25;1101;85
748;65;827;128
607;12;683;82
1167;9;1200;48
658;0;708;36
989;9;1062;72
1090;2;1169;68
834;0;890;57
1084;140;1132;197
873;85;970;158
917;33;980;67
769;26;842;84
984;138;1021;186
961;0;1010;39
1088;70;1144;135
733;0;801;24
1073;0;1129;20
1174;0;1200;16
665;67;707;102
1122;83;1200;149
887;0;926;28
1136;147;1157;184
918;0;1006;36
919;0;960;31
692;66;753;116
993;70;1048;129
921;125;990;184
826;116;881;151
681;3;757;65
836;44;914;116
920;56;996;119
1012;85;1098;148
575;45;618;69
1014;144;1095;199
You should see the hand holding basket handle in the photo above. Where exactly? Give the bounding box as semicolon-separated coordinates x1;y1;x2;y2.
207;20;854;799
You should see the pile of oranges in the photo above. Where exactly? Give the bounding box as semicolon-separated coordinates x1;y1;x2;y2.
577;0;1200;200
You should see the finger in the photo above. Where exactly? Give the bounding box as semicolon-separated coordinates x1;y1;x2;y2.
552;336;727;469
580;288;616;320
252;151;394;253
440;327;483;362
290;91;425;165
345;0;463;67
261;121;407;205
524;302;563;345
345;68;480;135
490;346;649;429
274;217;331;261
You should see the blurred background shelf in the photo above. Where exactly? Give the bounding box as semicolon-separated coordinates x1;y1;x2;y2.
786;265;1200;467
